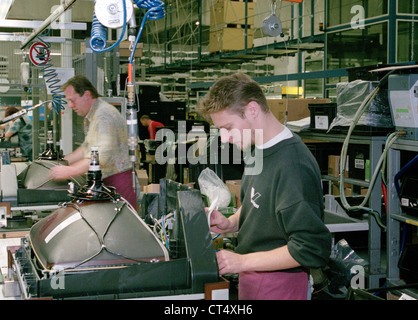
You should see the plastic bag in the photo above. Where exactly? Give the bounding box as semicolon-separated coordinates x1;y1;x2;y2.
326;239;369;297
329;80;393;130
198;168;231;208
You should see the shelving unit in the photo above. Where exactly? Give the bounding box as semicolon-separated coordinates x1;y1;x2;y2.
298;131;387;288
386;138;418;298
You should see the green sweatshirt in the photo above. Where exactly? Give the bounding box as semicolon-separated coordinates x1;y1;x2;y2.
237;134;332;271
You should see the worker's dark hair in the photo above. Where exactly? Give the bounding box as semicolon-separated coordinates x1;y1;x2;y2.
61;75;99;99
140;115;151;120
4;106;20;117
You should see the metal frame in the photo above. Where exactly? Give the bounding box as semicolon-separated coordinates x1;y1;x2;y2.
143;0;417;99
386;139;418;298
298;131;387;288
20;0;78;49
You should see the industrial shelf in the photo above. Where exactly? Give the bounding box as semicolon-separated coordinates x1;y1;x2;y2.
321;175;370;188
390;213;418;227
297;130;387;288
386;138;418;288
386;281;418;300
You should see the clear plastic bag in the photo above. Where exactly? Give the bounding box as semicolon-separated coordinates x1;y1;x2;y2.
198;167;231;209
326;239;369;297
329;80;393;130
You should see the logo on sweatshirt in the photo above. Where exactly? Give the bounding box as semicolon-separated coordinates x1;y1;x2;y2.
251;187;261;208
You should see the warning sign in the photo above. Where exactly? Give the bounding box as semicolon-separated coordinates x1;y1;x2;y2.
29;42;50;66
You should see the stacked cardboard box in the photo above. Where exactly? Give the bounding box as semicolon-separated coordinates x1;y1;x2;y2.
209;0;255;52
226;180;242;207
328;155;351;196
105;40;143;58
135;169;149;192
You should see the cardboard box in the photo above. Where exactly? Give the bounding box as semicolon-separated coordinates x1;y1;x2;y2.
109;40;143;58
146;153;156;162
226;180;241;207
210;0;255;27
209;26;254;52
328;155;349;178
328;155;350;188
135;169;148;192
331;182;352;196
143;184;160;193
267;98;330;124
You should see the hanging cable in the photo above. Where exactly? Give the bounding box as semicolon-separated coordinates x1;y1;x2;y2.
89;0;165;191
128;0;165;64
125;0;165;191
337;70;398;229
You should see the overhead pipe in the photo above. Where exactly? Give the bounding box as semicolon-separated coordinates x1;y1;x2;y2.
20;0;77;49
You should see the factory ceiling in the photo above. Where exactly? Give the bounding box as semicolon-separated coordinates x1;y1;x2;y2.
5;0;93;22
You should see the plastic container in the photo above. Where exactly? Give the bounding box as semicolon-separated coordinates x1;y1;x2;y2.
309;103;337;130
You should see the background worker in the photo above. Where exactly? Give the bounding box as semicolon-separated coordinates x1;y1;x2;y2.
49;75;137;208
196;73;332;300
140;114;164;140
0;106;33;160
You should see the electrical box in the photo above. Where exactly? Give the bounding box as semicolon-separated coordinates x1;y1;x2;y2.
400;176;418;217
388;74;418;140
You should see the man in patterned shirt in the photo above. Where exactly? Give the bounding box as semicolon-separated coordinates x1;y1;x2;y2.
50;75;136;208
0;106;33;160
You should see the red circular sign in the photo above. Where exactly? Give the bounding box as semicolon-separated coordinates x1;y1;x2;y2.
29;42;50;66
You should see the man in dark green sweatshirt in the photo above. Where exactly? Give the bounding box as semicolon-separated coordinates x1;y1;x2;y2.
196;73;332;300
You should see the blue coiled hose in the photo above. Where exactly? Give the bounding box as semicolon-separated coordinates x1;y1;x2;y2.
36;37;66;114
89;0;165;58
90;13;110;51
90;0;127;52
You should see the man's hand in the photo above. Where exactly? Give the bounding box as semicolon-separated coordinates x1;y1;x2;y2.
49;165;73;181
216;250;244;275
207;207;240;234
50;158;89;181
208;209;233;234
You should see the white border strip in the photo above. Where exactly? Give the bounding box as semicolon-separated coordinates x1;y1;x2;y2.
44;212;82;244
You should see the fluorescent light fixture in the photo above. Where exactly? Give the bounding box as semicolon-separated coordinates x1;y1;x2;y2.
0;0;15;20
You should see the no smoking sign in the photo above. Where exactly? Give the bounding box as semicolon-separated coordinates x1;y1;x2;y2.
29;42;50;66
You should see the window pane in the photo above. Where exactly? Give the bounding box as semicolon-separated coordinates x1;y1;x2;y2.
326;23;388;70
398;0;418;14
305;57;324;98
397;21;418;62
367;0;388;17
327;0;388;27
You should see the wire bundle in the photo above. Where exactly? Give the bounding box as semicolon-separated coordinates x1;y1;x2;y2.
151;212;173;250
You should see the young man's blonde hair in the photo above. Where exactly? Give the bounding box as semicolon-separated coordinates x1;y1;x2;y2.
196;73;270;122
